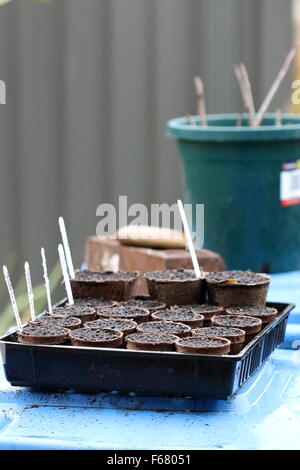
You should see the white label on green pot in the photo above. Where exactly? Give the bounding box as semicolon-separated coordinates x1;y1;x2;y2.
280;160;300;206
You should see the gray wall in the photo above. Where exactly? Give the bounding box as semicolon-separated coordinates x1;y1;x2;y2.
0;0;292;287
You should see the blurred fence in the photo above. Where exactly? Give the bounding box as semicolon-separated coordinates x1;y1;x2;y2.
0;0;292;292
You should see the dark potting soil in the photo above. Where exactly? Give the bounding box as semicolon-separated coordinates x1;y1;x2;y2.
37;315;80;327
71;328;120;341
137;321;190;335
193;326;244;337
121;299;164;309
126;332;178;344
98;306;148;319
227;306;277;316
172;304;221;313
145;269;196;281
205;270;268;284
153;310;203;321
178;336;228;347
52;306;95;317
21;325;68;337
72;298;115;308
75;270;136;281
214;315;261;327
85;318;137;331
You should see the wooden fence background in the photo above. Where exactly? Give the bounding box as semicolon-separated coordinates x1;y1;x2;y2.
0;0;292;289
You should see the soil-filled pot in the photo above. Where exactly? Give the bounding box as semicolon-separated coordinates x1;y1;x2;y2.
211;314;262;345
18;325;69;345
136;320;191;338
225;306;278;325
50;305;97;323
171;304;223;326
191;326;245;354
97;306;150;324
33;315;82;330
69;328;123;348
84;318;137;336
175;335;231;355
126;332;179;352
151;309;204;328
70;270;138;301
71;298;117;309
120;299;166;312
205;271;270;308
144;269;205;306
167;113;300;273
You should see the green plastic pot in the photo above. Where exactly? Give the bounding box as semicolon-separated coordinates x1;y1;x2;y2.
167;113;300;273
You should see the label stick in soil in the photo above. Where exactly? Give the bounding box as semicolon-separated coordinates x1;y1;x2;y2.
3;265;22;330
41;247;52;314
24;261;36;321
177;199;203;279
58;243;74;305
59;216;75;279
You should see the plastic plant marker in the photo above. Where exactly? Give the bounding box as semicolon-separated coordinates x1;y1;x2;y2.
59;217;75;279
58;244;74;305
24;262;35;321
2;265;22;330
41;247;52;314
177;199;203;279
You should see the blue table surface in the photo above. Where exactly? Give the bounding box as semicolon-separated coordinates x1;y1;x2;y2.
0;272;299;450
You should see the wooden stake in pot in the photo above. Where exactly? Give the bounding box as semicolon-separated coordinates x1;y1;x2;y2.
41;247;52;314
177;199;203;279
24;261;36;321
58;243;74;305
253;45;297;127
3;265;22;330
234;63;255;126
59;216;75;279
193;76;207;126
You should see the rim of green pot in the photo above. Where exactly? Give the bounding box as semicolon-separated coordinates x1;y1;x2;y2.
167;113;300;142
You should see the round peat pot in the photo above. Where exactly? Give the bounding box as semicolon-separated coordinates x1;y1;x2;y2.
136;320;191;338
191;326;245;354
70;328;123;348
18;325;69;345
167;113;300;273
171;304;223;326
225;306;278;325
126;332;179;352
33;315;82;330
211;314;262;345
144;269;205;306
205;271;270;308
176;335;231;355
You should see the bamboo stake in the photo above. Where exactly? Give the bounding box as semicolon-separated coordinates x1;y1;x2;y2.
193;76;207;126
239;63;255;125
234;64;255;125
253;45;296;127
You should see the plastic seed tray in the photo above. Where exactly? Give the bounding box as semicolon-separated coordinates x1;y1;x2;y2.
0;301;293;399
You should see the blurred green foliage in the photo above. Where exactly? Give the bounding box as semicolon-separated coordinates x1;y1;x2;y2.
0;254;62;335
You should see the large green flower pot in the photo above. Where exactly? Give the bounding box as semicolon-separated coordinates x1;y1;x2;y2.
167;113;300;272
